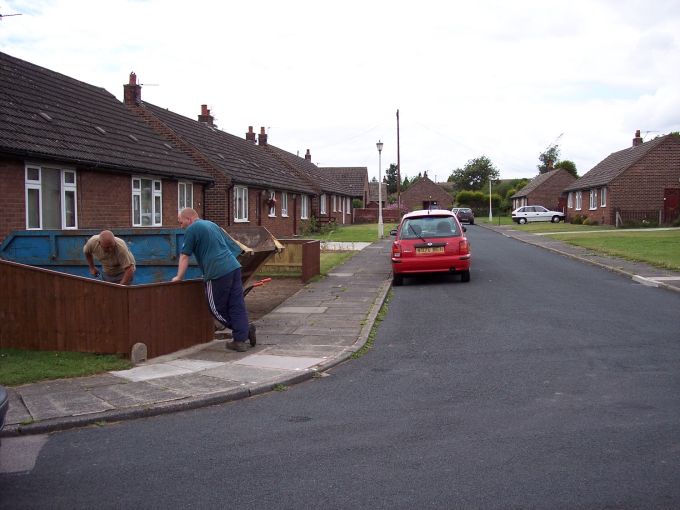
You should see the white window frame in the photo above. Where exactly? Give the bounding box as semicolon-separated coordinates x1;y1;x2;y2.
567;192;573;209
301;195;309;220
281;192;289;217
268;190;276;217
346;197;351;215
332;194;337;212
234;186;249;222
600;187;607;207
178;181;193;212
132;177;163;227
320;194;327;215
589;189;597;210
575;191;582;211
25;164;78;230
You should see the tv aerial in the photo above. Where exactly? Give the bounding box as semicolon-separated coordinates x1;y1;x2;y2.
0;11;23;20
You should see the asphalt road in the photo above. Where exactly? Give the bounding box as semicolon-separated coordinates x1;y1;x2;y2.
2;226;680;509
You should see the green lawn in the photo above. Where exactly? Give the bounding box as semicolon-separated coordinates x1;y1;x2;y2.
320;251;356;275
550;229;680;270
478;215;606;232
0;349;131;386
306;222;399;242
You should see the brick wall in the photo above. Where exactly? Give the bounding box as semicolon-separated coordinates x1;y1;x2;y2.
527;171;575;211
0;158;26;242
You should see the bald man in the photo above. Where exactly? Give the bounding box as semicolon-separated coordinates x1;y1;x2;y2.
83;230;136;285
172;208;255;352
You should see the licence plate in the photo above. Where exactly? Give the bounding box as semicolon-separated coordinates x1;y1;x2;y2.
416;246;444;254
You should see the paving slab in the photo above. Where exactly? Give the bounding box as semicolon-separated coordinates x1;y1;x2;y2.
5;391;32;426
275;306;328;314
91;381;185;408
110;363;194;382
146;373;242;396
234;354;326;371
201;363;292;384
22;391;114;421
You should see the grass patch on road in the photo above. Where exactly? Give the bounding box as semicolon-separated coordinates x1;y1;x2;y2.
550;229;680;270
0;348;131;386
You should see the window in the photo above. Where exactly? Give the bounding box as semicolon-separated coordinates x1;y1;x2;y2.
178;182;193;211
281;192;288;217
268;190;276;217
132;177;162;226
567;192;573;208
600;187;607;207
25;165;78;230
346;197;351;214
234;186;248;222
589;189;597;210
301;195;309;219
575;191;582;211
332;195;337;212
320;194;327;215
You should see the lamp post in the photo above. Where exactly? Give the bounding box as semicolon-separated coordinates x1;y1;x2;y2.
376;140;384;238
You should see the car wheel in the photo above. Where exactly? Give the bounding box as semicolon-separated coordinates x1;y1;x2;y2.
392;273;403;286
460;270;470;282
552;216;561;223
518;217;527;224
469;220;474;225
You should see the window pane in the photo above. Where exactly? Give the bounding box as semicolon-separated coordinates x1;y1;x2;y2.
63;171;75;185
64;190;76;227
27;188;40;228
154;181;161;192
27;167;40;181
42;168;61;229
132;179;141;190
154;196;161;224
133;195;141;225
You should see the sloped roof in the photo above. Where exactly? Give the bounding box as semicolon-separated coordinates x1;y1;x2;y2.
265;145;349;195
402;175;451;202
564;135;672;192
368;181;388;202
511;168;568;198
142;104;315;194
319;167;367;197
0;51;211;181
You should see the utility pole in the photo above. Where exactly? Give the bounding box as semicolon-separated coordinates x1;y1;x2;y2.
396;109;401;211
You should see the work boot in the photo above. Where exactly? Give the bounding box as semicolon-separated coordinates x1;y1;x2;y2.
225;341;248;352
248;323;257;347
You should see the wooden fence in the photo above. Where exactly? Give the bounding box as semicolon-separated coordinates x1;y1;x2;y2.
258;239;320;282
0;259;213;359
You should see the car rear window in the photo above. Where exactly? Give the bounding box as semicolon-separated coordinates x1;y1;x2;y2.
400;216;460;239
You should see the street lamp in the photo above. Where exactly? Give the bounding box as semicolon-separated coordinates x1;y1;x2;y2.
376;140;384;238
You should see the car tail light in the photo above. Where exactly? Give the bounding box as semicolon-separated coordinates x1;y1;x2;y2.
459;239;469;254
392;241;402;258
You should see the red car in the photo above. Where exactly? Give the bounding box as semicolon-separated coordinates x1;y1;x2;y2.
390;209;471;286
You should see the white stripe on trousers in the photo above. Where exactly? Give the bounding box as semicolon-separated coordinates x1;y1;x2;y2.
205;279;228;325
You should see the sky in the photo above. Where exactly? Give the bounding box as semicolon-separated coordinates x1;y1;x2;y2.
1;0;679;183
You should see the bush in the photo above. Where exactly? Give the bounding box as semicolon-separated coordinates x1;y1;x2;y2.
301;217;337;236
582;217;599;226
570;214;584;225
672;217;680;227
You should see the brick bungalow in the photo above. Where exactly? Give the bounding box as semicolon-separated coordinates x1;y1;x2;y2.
511;168;576;211
400;175;453;211
0;51;212;243
367;182;388;208
319;166;370;208
563;131;680;226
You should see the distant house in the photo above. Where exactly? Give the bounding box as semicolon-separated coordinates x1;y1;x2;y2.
320;166;369;207
511;168;576;212
401;175;453;211
563;131;680;225
0;51;212;243
367;181;388;208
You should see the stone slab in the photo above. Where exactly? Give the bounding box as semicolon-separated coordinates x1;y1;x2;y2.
275;306;328;314
146;373;241;396
22;391;114;421
201;363;292;384
234;354;326;371
110;363;194;382
5;390;32;425
91;381;185;408
165;359;225;372
328;272;354;277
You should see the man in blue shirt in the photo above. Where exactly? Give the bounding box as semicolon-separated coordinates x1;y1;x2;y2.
172;208;255;352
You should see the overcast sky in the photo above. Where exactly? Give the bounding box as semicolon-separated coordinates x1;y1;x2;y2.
2;0;679;183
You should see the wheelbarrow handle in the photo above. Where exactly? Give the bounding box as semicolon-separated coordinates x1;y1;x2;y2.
242;277;272;296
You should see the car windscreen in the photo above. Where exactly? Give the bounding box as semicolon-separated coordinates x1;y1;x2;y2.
400;216;460;239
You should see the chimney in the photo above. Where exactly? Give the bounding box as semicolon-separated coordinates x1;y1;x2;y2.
632;129;643;147
547;159;554;170
245;126;256;143
198;104;214;127
258;126;267;146
304;149;312;161
123;72;141;105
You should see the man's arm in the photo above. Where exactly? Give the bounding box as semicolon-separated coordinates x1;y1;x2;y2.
172;254;191;282
119;265;135;285
85;253;99;276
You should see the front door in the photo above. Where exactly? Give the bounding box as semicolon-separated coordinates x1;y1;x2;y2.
664;188;680;224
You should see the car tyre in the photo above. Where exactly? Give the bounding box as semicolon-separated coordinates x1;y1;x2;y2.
469;220;474;225
460;270;470;282
552;216;561;223
518;217;527;224
392;273;403;286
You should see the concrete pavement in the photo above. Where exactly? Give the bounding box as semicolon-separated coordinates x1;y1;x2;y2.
3;225;679;436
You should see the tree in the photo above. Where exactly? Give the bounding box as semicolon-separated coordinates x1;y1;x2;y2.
554;160;578;178
538;144;560;173
449;156;500;191
385;163;399;194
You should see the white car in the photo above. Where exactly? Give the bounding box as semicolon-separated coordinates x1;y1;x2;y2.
511;205;565;224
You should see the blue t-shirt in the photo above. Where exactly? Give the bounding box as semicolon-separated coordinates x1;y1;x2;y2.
181;220;242;280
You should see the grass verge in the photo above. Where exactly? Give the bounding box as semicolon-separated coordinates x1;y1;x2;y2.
0;349;131;387
352;289;391;359
550;229;680;270
307;222;399;242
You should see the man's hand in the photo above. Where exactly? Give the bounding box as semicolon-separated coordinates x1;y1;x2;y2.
171;275;182;282
88;266;98;276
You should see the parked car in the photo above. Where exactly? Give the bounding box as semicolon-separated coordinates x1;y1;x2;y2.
0;384;8;444
452;207;475;224
389;209;471;286
511;205;565;224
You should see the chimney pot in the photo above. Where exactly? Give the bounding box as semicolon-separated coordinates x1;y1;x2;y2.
129;72;137;85
305;149;311;161
258;126;268;146
246;126;256;143
197;104;214;127
632;129;644;147
123;72;142;106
